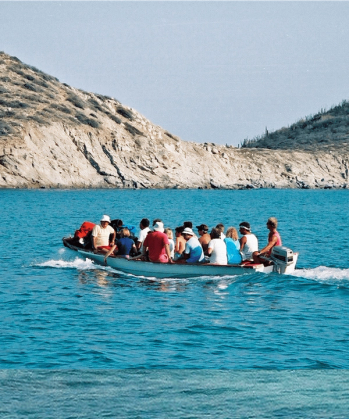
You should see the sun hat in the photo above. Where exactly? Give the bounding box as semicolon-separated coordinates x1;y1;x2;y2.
153;221;164;232
100;215;111;223
196;224;209;232
182;227;194;236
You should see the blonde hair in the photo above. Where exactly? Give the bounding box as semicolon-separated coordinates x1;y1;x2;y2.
164;228;173;240
120;228;130;237
226;227;239;241
267;217;278;228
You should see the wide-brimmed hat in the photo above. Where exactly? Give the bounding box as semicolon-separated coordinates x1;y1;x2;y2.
196;224;208;232
182;227;194;236
100;215;111;223
153;221;164;232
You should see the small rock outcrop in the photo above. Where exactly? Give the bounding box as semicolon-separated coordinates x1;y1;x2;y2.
0;52;348;189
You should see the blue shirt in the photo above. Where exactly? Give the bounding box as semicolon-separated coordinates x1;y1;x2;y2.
185;237;204;263
224;238;242;264
116;237;134;256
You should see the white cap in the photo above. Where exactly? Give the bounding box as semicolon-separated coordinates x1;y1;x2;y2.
153;221;164;232
100;215;111;223
182;227;194;235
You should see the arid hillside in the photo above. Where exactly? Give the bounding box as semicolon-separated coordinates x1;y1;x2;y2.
0;52;348;189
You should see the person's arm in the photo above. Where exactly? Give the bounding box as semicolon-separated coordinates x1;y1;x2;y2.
259;235;278;255
92;235;97;250
207;245;213;256
240;236;247;251
165;243;174;263
110;231;116;245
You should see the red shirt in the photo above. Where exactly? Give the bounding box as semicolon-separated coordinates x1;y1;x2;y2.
143;231;169;262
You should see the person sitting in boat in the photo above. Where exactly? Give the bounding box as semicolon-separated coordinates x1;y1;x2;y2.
91;215;116;259
239;221;258;261
115;228;137;258
216;223;226;239
252;217;282;264
196;223;211;254
174;226;186;261
164;228;175;258
224;227;242;264
152;218;163;228
142;221;173;263
136;218;150;253
207;228;228;265
176;228;204;264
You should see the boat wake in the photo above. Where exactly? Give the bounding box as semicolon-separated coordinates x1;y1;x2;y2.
291;266;349;281
36;257;101;270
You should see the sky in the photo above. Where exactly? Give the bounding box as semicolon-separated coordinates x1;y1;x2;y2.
1;1;349;146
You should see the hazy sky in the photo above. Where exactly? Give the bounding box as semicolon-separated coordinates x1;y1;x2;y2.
1;2;349;146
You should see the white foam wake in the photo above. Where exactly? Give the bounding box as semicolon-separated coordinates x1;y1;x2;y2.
37;257;98;270
291;266;349;281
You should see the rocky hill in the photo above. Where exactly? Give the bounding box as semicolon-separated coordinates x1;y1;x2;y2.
0;51;348;189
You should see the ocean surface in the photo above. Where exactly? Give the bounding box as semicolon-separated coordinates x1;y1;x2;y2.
1;188;349;417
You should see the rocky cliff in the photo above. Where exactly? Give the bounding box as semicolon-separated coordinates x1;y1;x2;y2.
0;52;348;189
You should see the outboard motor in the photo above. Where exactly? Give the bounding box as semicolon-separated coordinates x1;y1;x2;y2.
270;246;294;274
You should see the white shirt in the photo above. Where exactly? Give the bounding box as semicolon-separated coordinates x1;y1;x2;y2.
92;224;115;247
138;227;150;252
208;239;227;265
241;234;258;260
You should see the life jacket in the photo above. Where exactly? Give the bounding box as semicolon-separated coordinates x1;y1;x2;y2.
74;221;95;239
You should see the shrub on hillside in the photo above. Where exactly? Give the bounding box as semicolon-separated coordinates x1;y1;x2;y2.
0;76;11;83
124;122;143;136
116;107;134;120
29;115;49;125
88;98;104;112
104;111;121;124
49;103;71;114
66;94;85;109
23;94;49;104
0;98;30;108
76;112;100;128
0;86;8;94
0;121;14;136
23;83;38;92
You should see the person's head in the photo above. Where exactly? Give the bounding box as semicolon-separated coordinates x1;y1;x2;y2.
183;221;193;229
153;221;164;233
226;227;239;241
182;227;194;241
140;218;150;229
175;226;185;236
153;218;162;226
120;228;130;238
100;215;111;228
196;224;209;236
164;228;173;240
216;223;225;234
239;221;251;235
267;217;278;229
210;228;221;239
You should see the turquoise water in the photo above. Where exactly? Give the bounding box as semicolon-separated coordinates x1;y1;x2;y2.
1;189;349;416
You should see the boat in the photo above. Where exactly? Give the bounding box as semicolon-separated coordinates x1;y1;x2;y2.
62;237;298;278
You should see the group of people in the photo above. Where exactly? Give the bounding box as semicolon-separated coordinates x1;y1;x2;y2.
91;215;282;266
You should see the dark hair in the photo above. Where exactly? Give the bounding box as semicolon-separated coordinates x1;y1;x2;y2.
153;218;162;226
183;221;193;228
210;228;221;239
216;223;225;233
239;221;250;230
140;218;150;228
175;226;185;234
